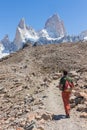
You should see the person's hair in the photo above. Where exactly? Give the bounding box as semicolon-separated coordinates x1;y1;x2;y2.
63;70;68;76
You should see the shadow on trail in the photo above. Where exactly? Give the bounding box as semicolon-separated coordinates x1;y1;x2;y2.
52;114;66;120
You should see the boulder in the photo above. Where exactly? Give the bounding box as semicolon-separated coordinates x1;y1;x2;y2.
76;104;87;112
41;113;52;120
80;112;87;118
16;127;24;130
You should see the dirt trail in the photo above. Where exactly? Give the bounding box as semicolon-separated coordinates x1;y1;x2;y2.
43;80;87;130
44;80;64;114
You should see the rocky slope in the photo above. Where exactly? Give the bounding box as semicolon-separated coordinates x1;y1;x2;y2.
0;42;87;129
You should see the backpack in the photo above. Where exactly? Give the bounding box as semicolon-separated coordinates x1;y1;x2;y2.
64;79;74;92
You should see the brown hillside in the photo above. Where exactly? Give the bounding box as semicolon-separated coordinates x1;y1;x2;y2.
0;42;87;74
0;42;87;129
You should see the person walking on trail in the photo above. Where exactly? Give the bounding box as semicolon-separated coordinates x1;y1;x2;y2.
58;70;74;118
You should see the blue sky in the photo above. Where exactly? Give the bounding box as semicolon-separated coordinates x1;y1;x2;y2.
0;0;87;41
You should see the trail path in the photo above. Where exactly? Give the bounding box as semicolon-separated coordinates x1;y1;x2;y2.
43;80;87;130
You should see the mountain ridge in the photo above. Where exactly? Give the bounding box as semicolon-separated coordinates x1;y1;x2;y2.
0;14;87;58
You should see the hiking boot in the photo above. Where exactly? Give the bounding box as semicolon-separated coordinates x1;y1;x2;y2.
66;114;70;118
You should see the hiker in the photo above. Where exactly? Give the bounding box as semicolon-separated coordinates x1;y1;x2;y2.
57;70;74;118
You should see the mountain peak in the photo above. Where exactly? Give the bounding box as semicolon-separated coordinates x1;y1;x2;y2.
18;18;26;29
44;14;66;38
14;18;38;50
1;14;87;58
1;34;10;44
49;14;61;21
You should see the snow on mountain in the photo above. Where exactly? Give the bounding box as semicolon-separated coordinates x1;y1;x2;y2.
37;14;66;44
38;29;49;39
1;14;87;59
0;42;9;59
1;35;11;51
57;35;80;43
0;34;17;58
13;14;67;47
79;30;87;41
1;35;16;52
13;18;38;50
